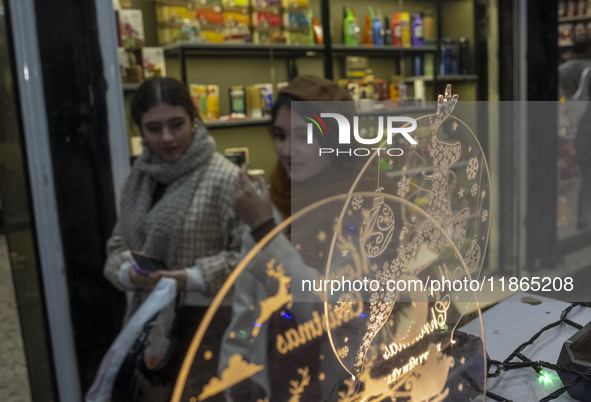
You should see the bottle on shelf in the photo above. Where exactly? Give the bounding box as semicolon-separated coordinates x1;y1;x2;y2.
458;37;469;74
344;8;359;46
423;10;436;45
411;13;424;47
372;8;384;46
363;12;373;45
399;12;411;48
384;15;392;45
392;12;401;46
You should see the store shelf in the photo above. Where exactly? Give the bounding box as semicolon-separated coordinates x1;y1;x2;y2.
357;105;437;116
122;83;141;92
559;15;591;23
403;74;479;83
331;44;438;57
163;42;325;58
204;116;272;130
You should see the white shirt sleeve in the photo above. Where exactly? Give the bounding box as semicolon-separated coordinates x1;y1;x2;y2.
118;260;136;289
185;266;206;292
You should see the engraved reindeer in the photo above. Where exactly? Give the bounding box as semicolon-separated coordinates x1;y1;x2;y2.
252;259;293;336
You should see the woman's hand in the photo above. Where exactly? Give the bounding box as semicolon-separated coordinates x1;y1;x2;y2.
128;265;160;290
233;163;274;229
152;269;187;291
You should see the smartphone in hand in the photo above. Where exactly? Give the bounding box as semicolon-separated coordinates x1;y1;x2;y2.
130;251;167;276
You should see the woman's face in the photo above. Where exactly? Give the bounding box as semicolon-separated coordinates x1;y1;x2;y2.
140;102;193;162
273;106;331;183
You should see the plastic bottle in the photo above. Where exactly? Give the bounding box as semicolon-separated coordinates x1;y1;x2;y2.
399;12;411;48
344;8;359;46
384;16;392;45
373;8;384;45
363;13;373;45
391;12;401;46
413;55;423;76
423;10;436;45
411;13;424;47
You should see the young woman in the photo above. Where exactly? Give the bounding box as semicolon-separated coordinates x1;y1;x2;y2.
103;76;243;401
220;75;360;401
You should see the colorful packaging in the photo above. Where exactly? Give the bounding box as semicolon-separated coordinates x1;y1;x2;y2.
246;85;262;118
229;86;246;114
190;84;208;120
281;0;309;8
222;0;250;6
206;85;220;120
119;9;145;46
156;6;195;24
223;10;250;25
399;12;411;48
259;83;273;116
196;7;224;25
254;0;280;7
141;47;166;80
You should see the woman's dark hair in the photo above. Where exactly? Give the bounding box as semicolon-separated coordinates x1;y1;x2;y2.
131;77;196;127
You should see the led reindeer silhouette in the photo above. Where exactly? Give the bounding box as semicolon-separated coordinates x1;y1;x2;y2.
252;259;293;337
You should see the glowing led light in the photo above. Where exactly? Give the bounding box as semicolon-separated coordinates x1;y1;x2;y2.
239;330;246;335
359;314;367;318
281;311;292;319
537;370;553;385
439;322;447;330
349;226;355;231
253;323;262;327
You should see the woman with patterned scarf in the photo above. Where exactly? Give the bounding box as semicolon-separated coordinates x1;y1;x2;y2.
103;77;243;401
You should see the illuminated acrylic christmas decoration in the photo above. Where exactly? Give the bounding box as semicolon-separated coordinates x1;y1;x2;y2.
171;85;490;402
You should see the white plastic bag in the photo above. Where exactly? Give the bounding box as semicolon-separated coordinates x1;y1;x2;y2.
85;278;176;402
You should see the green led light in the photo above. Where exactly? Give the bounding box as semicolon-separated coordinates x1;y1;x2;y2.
537;370;552;385
439;322;447;330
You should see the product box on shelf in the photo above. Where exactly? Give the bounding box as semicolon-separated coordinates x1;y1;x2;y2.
118;9;145;47
157;27;182;45
195;0;222;4
118;0;132;9
281;0;309;8
253;0;279;7
196;5;225;43
196;6;224;25
190;84;208;120
156;5;195;25
283;8;312;45
141;47;166;80
251;9;282;44
222;0;250;6
206;85;220;120
229;85;246;115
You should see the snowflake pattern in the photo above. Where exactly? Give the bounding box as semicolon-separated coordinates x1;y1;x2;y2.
352;195;363;211
458;187;465;198
338;346;350;358
334;294;353;319
466;157;479;180
481;210;488;222
481;190;486;199
471;183;478;197
397;175;411;198
452;121;458;131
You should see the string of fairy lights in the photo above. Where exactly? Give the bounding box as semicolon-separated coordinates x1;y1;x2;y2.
484;302;591;402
